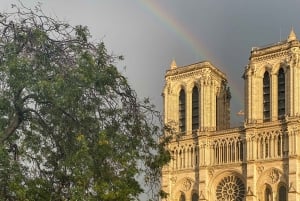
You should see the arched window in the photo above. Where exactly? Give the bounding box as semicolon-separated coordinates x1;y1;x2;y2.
260;138;264;159
192;86;199;130
216;175;245;200
179;150;183;169
223;142;227;163
195;146;198;165
263;71;271;122
265;186;272;201
278;185;287;201
192;193;199;201
179;192;186;201
265;138;269;158
278;68;285;118
179;89;186;132
239;141;244;161
277;135;282;156
215;144;219;164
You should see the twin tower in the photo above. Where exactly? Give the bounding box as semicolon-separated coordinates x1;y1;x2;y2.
163;60;230;133
161;28;300;201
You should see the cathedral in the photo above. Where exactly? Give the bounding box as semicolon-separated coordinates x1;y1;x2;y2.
161;29;300;201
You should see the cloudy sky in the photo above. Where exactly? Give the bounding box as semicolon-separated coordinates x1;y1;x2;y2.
1;0;300;125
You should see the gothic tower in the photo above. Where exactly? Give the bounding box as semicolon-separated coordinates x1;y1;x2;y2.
161;29;300;201
243;28;300;201
244;28;300;123
163;60;230;133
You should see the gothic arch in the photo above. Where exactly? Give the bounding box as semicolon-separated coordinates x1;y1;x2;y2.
277;182;288;201
188;80;201;92
178;88;186;132
258;63;273;78
208;170;246;201
174;83;187;95
256;167;287;200
272;61;288;75
176;191;186;201
263;183;273;201
191;191;199;201
172;177;196;201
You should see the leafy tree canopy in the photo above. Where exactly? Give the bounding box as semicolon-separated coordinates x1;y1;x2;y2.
0;3;170;201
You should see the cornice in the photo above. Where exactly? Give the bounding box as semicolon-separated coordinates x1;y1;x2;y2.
165;61;227;82
250;50;289;63
250;40;300;62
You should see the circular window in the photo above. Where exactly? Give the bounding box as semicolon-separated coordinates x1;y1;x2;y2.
216;175;245;201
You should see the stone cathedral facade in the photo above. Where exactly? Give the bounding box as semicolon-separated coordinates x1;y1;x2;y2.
161;29;300;201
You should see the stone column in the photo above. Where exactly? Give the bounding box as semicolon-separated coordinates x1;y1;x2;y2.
271;73;278;121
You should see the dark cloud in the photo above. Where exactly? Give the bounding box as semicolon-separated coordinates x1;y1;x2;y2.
2;0;300;125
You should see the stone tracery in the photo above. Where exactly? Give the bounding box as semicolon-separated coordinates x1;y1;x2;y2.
216;175;245;201
161;29;300;201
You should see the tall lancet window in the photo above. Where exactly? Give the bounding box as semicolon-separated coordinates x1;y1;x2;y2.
192;86;199;130
179;89;186;132
179;193;186;201
278;185;287;201
278;68;285;118
263;71;270;121
265;187;272;201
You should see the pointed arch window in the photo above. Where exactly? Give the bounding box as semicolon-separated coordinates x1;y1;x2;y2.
263;71;270;121
278;185;287;201
192;86;199;130
179;192;186;201
277;135;282;156
192;193;199;201
179;89;186;132
278;68;285;118
265;186;272;201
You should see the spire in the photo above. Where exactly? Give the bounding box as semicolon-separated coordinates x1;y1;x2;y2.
170;59;177;70
287;27;297;42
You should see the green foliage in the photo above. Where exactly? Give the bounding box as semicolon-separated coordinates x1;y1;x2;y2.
0;3;171;201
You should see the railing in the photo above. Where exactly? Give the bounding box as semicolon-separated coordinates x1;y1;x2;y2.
165;123;298;171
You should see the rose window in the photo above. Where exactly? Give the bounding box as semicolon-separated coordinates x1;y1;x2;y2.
216;175;245;201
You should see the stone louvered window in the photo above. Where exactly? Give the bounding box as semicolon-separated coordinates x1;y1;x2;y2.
192;86;199;130
179;89;186;132
263;71;270;121
278;68;285;118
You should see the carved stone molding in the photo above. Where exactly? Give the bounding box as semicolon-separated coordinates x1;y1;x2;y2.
199;190;206;200
216;175;246;200
267;168;280;184
208;167;214;178
247;187;254;196
181;178;192;191
289;182;296;193
170;176;177;184
257;165;264;175
166;83;172;94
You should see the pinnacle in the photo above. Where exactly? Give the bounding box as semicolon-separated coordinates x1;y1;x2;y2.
170;59;177;69
287;27;297;42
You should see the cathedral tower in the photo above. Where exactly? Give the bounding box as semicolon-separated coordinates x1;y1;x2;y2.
161;29;300;201
163;60;230;133
244;28;300;123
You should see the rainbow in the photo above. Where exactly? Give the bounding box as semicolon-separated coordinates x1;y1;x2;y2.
136;0;244;113
136;0;214;62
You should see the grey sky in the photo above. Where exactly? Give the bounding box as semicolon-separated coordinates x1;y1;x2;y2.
1;0;300;125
